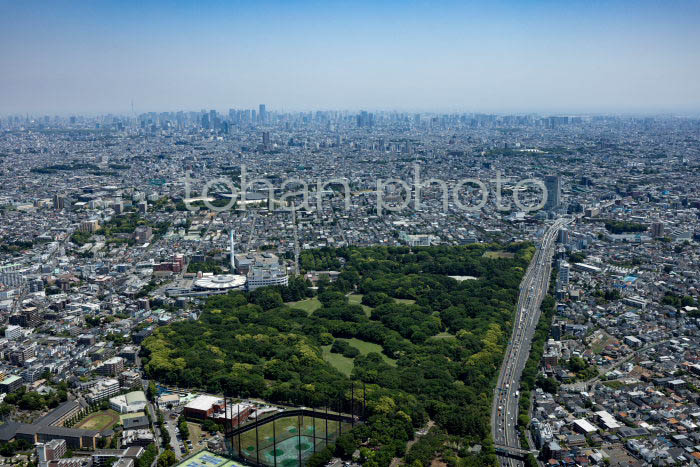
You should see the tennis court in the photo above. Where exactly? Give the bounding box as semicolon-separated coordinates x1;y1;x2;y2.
176;450;246;467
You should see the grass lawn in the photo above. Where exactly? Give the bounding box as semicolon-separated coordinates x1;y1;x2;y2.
347;294;372;316
290;294;410;316
394;298;416;305
483;250;515;259
287;297;321;315
345;338;396;365
321;346;354;376
322;338;396;376
75;409;120;431
188;422;203;444
430;331;456;340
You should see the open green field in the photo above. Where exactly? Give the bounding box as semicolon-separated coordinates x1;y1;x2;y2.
483;250;514;259
394;298;416;305
345;338;396;366
188;422;203;443
75;409;120;431
320;346;354;376
347;294;372;316
289;295;413;316
286;297;321;315
430;331;456;340
322;338;396;376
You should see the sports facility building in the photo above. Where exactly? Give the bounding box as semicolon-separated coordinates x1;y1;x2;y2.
193;274;247;293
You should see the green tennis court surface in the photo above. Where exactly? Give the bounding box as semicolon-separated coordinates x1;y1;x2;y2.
176;450;246;467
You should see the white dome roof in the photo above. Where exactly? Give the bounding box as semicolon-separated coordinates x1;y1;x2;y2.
194;274;246;290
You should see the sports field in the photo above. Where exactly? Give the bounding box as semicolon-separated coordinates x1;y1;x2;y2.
75;409;120;431
261;435;315;467
232;415;351;466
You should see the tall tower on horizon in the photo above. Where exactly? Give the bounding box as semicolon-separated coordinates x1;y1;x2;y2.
545;175;561;210
230;230;236;272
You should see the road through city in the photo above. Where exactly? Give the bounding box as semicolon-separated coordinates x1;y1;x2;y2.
492;218;569;467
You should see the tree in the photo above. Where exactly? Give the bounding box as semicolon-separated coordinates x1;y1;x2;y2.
138;444;158;467
178;415;190;439
0;443;15;457
139;243;535;462
147;381;157;401
518;414;530;428
160;426;171;447
249;288;283;310
157;450;177;467
334;433;357;458
536;375;559;394
362;292;392;307
330;339;360;358
0;403;12;419
202;419;222;434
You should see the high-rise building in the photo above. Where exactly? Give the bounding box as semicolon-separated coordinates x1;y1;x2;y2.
229;230;236;272
246;264;288;291
259;104;266;124
651;222;665;238
262;131;270;148
53;194;65;210
37;439;67;467
559;262;570;286
80;219;100;233
544;175;561;210
357;110;374;128
97;357;125;376
133;226;152;244
558;228;570;244
9;306;41;328
86;378;120;403
10;342;36;365
5;325;22;339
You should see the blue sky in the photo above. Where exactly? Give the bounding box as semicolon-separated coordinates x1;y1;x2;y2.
1;0;699;114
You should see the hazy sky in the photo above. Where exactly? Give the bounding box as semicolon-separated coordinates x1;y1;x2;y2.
2;0;700;115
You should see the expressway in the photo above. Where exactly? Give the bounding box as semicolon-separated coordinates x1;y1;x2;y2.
492;217;569;467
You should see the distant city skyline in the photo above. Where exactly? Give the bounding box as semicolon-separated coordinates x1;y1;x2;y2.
2;0;700;115
4;109;700;119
